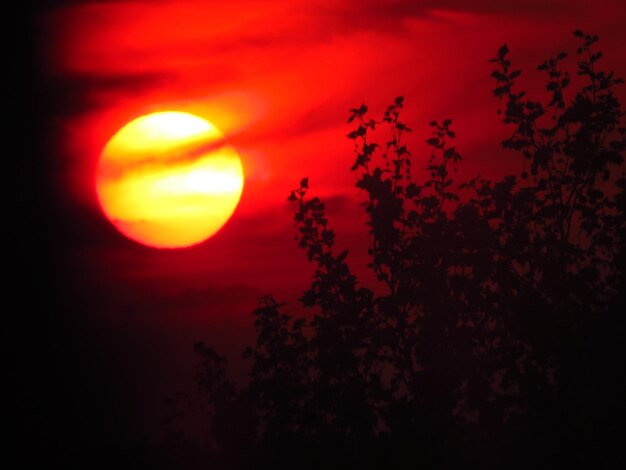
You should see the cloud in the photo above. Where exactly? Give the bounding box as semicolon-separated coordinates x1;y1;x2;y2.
304;0;583;36
44;72;174;116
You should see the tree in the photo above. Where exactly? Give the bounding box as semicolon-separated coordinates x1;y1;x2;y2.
167;31;626;469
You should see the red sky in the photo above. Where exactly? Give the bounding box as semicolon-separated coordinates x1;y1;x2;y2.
36;0;626;445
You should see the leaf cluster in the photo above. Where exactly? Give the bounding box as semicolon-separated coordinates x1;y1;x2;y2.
169;32;626;468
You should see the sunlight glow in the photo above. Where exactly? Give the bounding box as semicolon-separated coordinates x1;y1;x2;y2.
96;112;244;248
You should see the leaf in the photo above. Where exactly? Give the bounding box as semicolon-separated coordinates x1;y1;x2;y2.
347;125;367;139
444;147;457;159
491;70;507;81
498;44;509;59
336;249;349;264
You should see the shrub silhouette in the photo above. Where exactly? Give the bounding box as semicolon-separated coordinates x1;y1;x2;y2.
168;31;626;469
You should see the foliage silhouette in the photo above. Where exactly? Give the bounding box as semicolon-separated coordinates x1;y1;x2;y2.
165;31;626;469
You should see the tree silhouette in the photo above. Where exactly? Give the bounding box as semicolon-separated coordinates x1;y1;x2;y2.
166;31;626;469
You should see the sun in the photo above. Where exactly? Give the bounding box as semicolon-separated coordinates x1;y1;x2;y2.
96;111;244;248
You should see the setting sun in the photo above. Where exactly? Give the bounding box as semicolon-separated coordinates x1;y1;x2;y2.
96;111;244;248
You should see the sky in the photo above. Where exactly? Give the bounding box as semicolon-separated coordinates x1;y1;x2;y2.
13;0;626;451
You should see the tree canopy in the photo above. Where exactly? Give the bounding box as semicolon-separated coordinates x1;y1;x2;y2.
165;31;626;469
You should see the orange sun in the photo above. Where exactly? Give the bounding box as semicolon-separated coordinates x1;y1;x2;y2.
96;111;244;248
